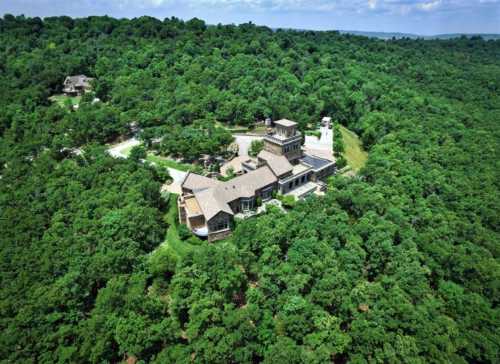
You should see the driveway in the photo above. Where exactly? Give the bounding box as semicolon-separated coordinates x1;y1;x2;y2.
303;127;334;161
107;138;187;194
233;134;263;157
107;138;141;158
162;167;187;194
304;126;332;150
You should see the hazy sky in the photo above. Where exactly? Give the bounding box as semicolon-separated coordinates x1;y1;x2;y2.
1;0;499;35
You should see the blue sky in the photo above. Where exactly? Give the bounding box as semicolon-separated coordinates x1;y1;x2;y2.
1;0;499;35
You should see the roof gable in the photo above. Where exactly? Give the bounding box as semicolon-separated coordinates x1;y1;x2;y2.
182;171;221;191
257;150;293;177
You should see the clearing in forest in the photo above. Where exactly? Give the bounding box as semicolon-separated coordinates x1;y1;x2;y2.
49;94;81;108
339;125;368;172
152;194;196;258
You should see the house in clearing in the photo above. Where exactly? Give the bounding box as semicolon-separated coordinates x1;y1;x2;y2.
178;119;336;242
63;75;94;96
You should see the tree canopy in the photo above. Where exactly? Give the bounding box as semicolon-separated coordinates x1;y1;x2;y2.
0;14;499;363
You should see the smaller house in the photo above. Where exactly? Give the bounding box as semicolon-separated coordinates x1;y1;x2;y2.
63;75;94;96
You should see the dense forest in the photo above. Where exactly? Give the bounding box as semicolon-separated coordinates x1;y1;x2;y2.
0;14;499;363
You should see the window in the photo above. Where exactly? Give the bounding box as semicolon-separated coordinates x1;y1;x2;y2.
288;182;293;189
213;220;228;232
241;198;254;211
261;187;273;201
301;175;306;183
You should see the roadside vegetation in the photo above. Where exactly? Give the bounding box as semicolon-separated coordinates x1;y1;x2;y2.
0;15;498;364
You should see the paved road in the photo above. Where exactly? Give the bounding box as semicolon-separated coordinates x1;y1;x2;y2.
107;138;141;158
107;137;187;194
167;167;187;184
162;168;187;194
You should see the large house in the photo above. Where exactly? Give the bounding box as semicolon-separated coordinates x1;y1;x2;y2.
178;119;336;241
63;75;94;96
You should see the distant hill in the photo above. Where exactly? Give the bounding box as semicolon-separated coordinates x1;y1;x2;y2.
339;30;500;40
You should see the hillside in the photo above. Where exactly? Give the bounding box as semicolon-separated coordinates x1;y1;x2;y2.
0;15;499;364
339;30;500;40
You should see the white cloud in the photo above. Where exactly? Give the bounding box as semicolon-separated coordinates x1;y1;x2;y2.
417;0;442;11
105;0;498;14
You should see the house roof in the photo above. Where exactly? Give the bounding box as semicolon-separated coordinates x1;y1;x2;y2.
300;154;334;171
257;150;293;177
188;165;278;221
194;188;233;221
65;75;93;87
274;119;297;128
181;171;221;191
64;75;93;92
214;165;277;202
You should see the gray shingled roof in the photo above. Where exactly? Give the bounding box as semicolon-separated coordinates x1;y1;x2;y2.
65;75;93;88
257;150;293;177
181;172;221;191
193;188;233;221
214;165;277;203
187;166;278;221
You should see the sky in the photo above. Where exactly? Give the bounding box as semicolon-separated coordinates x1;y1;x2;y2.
1;0;499;35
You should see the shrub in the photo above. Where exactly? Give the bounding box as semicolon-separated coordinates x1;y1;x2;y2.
276;193;296;209
256;197;262;207
129;145;147;162
248;139;264;157
336;156;347;169
178;224;192;241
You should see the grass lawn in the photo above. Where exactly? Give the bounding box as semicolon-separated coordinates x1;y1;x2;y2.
215;121;249;133
339;125;368;172
49;94;81;108
154;194;197;259
146;153;196;172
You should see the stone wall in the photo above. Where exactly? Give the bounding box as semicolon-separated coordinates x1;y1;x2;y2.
208;229;232;242
263;140;283;156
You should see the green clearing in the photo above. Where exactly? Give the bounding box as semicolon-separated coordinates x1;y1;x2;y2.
339;125;368;172
146;153;198;172
154;194;196;258
215;121;249;133
49;94;81;108
305;130;322;138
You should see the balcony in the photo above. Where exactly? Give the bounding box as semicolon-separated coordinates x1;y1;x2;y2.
264;132;302;145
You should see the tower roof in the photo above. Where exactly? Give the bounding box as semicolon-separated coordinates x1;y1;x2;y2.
274;119;297;128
